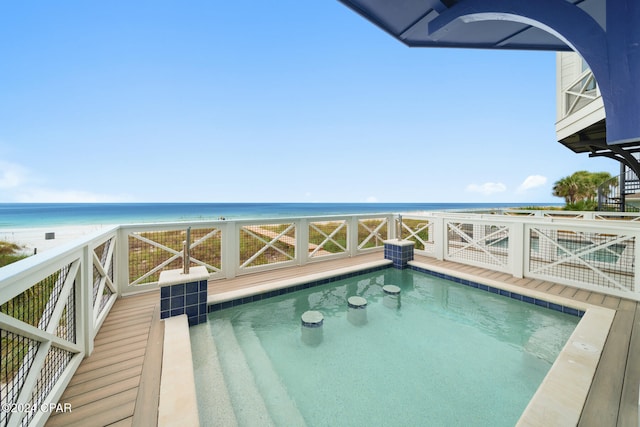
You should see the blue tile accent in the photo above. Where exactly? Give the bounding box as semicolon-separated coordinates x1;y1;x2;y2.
407;265;582;318
185;305;199;317
186;293;199;306
160;277;208;326
384;242;415;269
534;299;549;308
186;281;199;294
549;303;563;312
161;286;171;298
206;263;582;319
207;263;390;312
171;307;185;316
563;306;579;316
171;295;184;308
171;284;185;296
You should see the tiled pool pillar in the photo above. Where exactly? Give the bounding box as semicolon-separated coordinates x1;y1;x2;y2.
159;266;209;326
384;239;415;269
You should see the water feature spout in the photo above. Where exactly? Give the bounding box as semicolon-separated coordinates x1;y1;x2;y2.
183;227;191;274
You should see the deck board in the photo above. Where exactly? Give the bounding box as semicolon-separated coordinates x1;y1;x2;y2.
46;288;158;427
578;304;636;427
45;252;640;427
618;304;640;427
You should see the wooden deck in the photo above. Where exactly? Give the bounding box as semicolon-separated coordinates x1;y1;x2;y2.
46;253;640;426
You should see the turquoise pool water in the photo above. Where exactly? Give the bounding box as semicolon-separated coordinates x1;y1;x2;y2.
191;268;579;426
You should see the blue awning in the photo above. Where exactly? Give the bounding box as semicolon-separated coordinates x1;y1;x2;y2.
338;0;604;51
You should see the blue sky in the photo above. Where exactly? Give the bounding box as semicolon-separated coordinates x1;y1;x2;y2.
0;1;618;204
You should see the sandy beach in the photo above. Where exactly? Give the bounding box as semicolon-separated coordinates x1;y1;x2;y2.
0;224;111;254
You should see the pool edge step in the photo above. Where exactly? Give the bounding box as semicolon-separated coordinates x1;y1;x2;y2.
190;322;238;427
234;323;307;427
209;319;275;427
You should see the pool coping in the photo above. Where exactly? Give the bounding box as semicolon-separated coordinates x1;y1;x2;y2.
189;259;614;426
159;315;200;427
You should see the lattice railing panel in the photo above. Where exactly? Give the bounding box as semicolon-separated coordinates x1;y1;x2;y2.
239;223;296;269
92;237;116;325
19;346;74;427
308;220;347;258
0;260;81;427
56;287;76;345
357;218;388;250
401;218;433;254
528;227;636;291
128;227;221;286
446;222;510;270
0;331;40;427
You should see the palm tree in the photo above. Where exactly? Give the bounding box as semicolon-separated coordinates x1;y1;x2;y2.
552;171;613;209
552;176;580;204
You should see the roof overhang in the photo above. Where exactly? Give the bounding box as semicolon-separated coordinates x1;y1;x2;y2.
338;0;604;51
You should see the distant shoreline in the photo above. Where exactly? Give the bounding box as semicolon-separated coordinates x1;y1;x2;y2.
0;204;563;255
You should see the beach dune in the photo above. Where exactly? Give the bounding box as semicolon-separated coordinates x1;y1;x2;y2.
0;225;109;255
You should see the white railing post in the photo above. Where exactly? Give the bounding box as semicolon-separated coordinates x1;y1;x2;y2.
348;216;359;257
510;221;525;279
635;234;640;293
80;244;94;356
116;226;130;296
222;221;237;279
298;218;309;266
433;216;445;260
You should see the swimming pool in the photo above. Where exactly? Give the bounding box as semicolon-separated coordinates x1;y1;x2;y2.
191;268;580;426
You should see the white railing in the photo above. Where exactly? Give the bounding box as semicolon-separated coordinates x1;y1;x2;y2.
0;226;118;427
1;210;640;426
406;214;640;299
117;214;393;295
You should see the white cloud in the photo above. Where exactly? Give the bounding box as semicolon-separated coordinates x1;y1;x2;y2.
14;189;132;203
517;175;547;193
0;159;132;202
365;196;378;203
465;182;507;195
0;161;28;189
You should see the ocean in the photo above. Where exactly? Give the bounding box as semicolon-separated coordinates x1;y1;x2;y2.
0;202;558;229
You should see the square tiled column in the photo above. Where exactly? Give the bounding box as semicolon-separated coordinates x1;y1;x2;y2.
384;240;415;269
159;266;209;326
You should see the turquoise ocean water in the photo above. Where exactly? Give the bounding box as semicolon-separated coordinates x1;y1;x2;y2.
0;202;558;229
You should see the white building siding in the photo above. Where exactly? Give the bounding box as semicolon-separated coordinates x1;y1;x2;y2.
555;52;604;141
